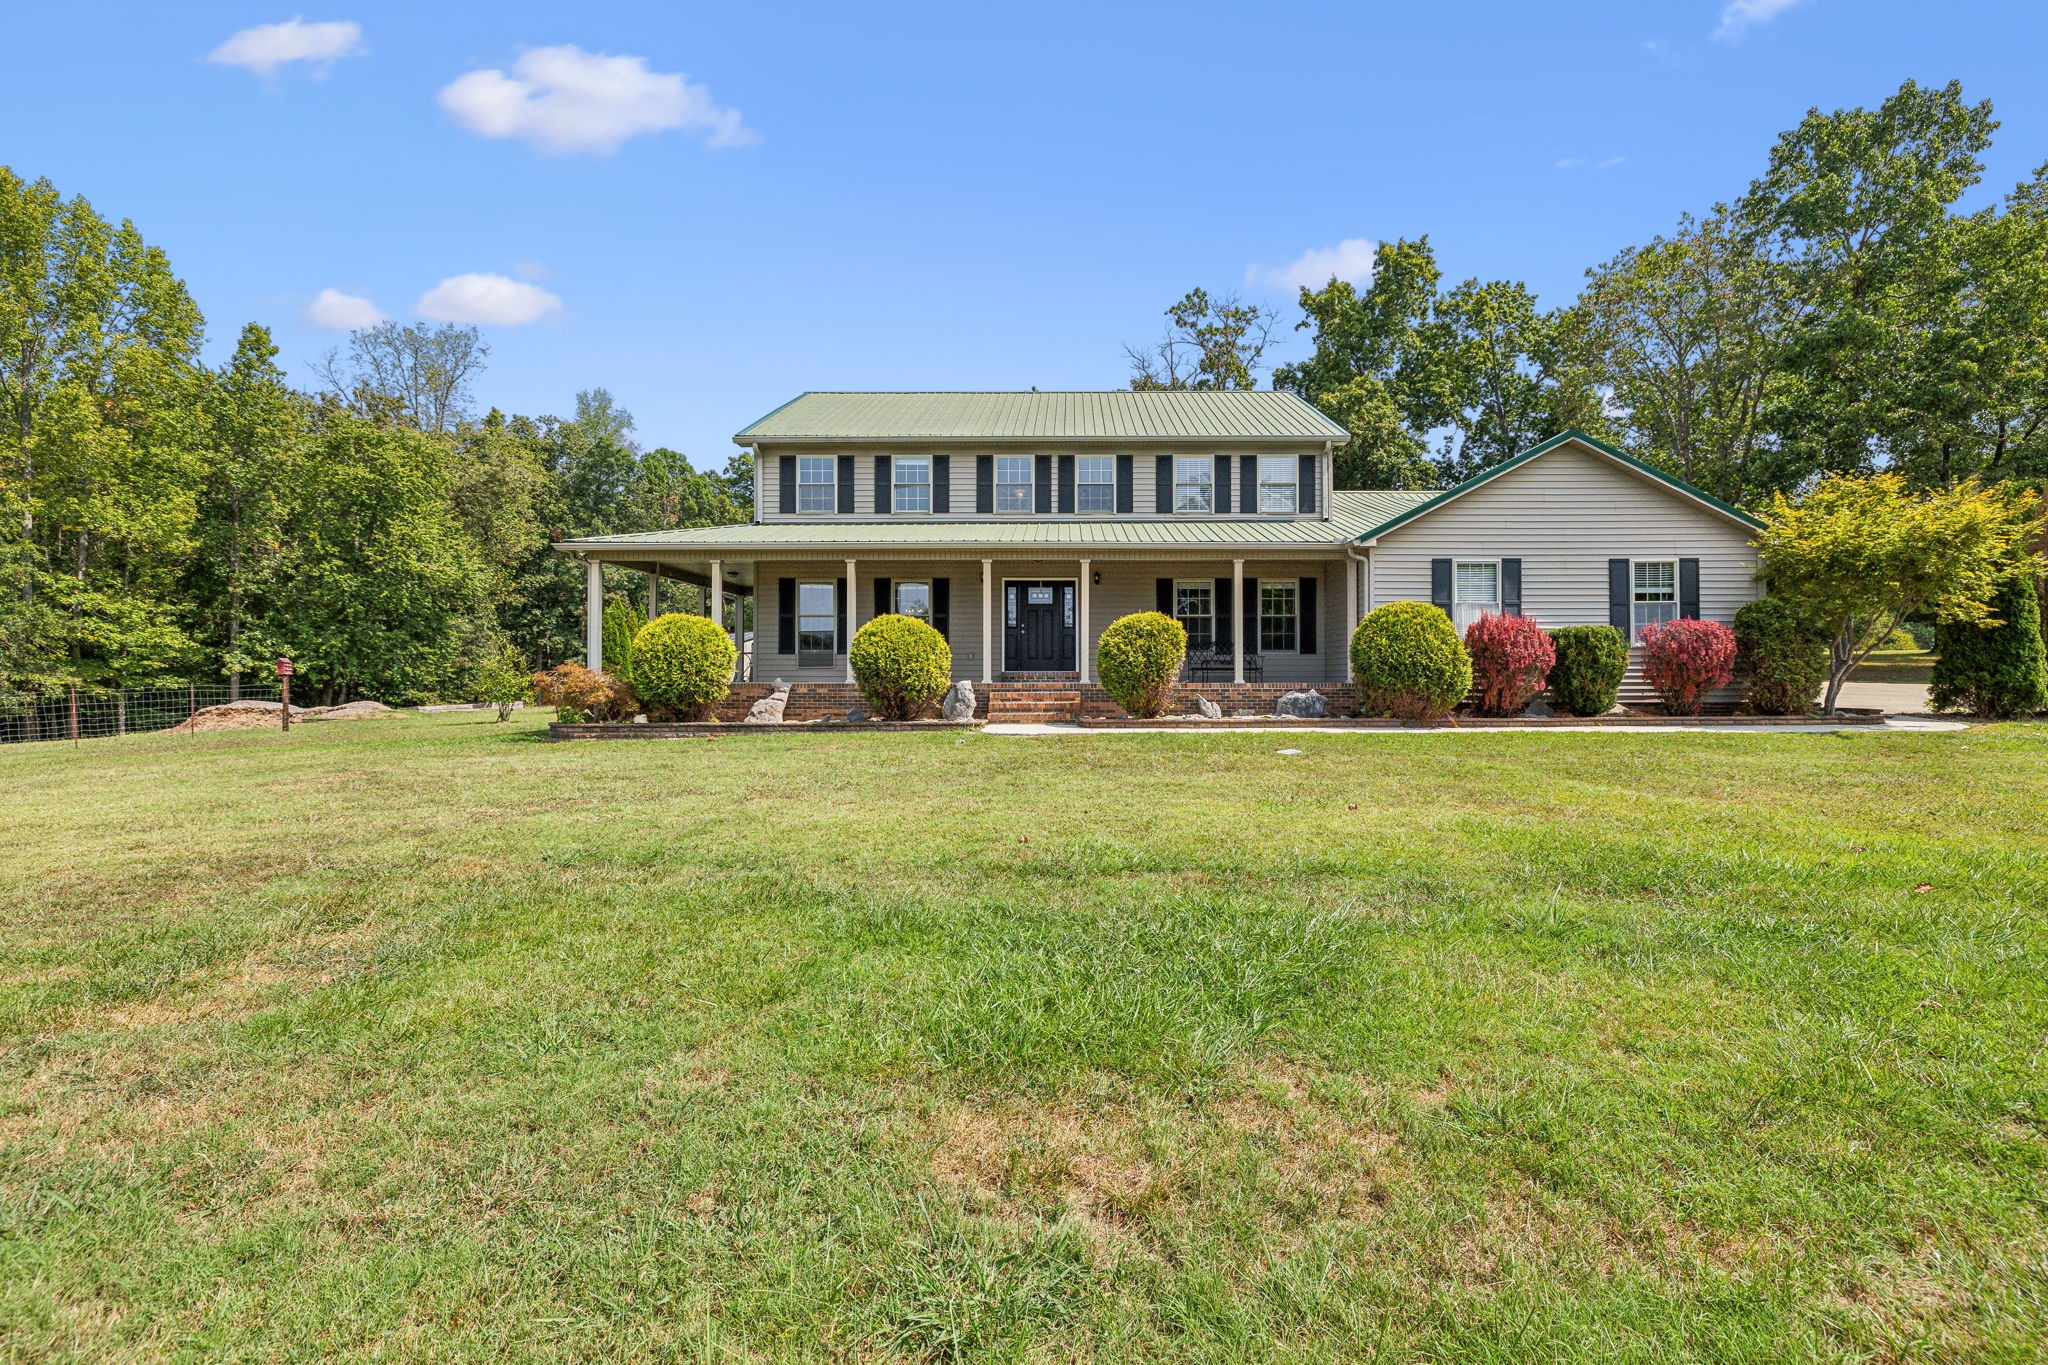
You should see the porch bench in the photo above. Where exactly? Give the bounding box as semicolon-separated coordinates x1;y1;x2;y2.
1183;649;1262;682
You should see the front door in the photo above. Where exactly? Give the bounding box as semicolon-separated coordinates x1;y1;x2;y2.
1004;580;1076;672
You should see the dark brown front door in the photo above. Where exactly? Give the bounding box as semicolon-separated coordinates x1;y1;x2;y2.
1004;581;1076;672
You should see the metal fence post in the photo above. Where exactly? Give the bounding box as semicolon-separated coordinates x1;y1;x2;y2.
68;684;79;747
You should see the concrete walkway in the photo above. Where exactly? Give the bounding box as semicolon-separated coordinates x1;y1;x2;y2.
1834;680;1933;713
983;716;1967;736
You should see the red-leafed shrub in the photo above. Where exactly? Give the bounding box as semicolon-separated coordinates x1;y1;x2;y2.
1463;612;1555;716
533;663;636;722
1639;618;1737;715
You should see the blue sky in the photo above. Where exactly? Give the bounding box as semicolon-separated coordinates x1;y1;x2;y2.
12;2;2048;467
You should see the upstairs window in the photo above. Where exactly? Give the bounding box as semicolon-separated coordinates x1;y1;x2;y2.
797;582;836;664
894;456;931;513
1260;582;1298;652
895;581;931;621
995;456;1033;512
1453;560;1500;633
1076;456;1114;513
796;457;835;514
1174;581;1214;650
1632;560;1677;640
1173;456;1213;513
1257;455;1298;514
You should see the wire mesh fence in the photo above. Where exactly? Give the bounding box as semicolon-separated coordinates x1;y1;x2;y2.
0;683;287;746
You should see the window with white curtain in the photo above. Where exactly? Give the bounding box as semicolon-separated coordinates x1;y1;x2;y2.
1632;560;1677;639
1453;560;1500;633
1257;456;1298;513
1173;456;1213;513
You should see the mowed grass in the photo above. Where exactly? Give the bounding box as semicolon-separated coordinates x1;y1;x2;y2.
2;715;2046;1363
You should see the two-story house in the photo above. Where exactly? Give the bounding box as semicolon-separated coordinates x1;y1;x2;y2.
554;391;1764;715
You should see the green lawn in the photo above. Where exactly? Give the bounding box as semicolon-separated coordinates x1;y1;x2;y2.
3;714;2046;1363
1850;648;1937;685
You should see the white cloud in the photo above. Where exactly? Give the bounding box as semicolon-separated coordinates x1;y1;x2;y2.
207;18;364;79
1245;238;1378;293
511;259;548;281
1556;155;1626;171
1714;0;1801;41
437;45;756;155
303;288;385;330
416;273;562;326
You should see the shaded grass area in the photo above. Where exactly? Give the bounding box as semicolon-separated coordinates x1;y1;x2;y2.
3;714;2047;1361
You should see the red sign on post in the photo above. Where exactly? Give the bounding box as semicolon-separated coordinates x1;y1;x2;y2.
276;657;294;677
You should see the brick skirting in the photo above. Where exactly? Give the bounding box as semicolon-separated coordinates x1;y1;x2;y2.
711;680;1355;722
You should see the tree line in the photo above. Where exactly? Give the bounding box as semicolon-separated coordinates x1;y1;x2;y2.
0;167;750;703
1130;79;2048;505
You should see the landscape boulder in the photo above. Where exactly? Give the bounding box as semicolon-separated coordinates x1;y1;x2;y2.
745;682;791;725
1274;688;1327;719
1193;694;1222;719
941;680;977;721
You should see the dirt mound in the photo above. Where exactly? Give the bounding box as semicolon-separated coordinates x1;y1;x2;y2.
167;698;397;734
298;700;392;723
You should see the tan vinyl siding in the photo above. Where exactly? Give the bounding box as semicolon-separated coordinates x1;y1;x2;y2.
1084;559;1345;685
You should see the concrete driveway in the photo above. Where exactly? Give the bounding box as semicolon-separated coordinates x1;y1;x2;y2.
1834;681;1933;714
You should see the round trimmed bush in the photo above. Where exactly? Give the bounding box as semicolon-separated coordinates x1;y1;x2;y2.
1097;612;1187;718
1547;625;1629;717
1640;617;1737;715
631;613;738;720
849;614;953;720
1734;596;1827;715
1350;601;1471;721
1932;574;2048;718
1464;611;1555;717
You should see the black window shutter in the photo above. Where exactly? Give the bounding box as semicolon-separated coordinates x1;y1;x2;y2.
874;577;892;619
874;456;892;513
1057;455;1075;514
1299;577;1317;653
835;576;848;651
1501;558;1523;616
1117;456;1134;513
1299;454;1317;513
933;578;950;640
1214;577;1233;648
1609;559;1632;634
932;455;950;513
1034;455;1052;514
1214;455;1231;512
836;456;854;513
777;578;795;653
976;455;993;513
1156;456;1173;513
1240;455;1256;513
1431;559;1453;615
1156;577;1172;615
1243;577;1259;652
778;456;796;515
1679;558;1701;619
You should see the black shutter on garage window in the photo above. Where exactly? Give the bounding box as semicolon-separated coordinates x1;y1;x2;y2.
1156;578;1172;615
836;456;855;513
1431;559;1453;615
1243;577;1259;653
1116;455;1134;513
1240;455;1256;513
778;578;795;653
1501;558;1522;616
1609;559;1632;634
1213;576;1232;648
1679;558;1701;619
933;578;950;640
874;456;892;513
835;576;847;651
1299;455;1317;513
1156;456;1173;513
778;456;796;515
1057;455;1075;514
1214;455;1231;512
1035;455;1052;514
874;577;892;619
976;455;993;513
1299;577;1317;653
932;455;950;513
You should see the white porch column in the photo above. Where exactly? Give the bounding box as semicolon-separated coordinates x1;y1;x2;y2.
584;558;604;670
1232;558;1245;685
1344;557;1358;682
1077;559;1092;683
708;559;728;682
648;566;660;618
844;557;857;683
980;559;994;684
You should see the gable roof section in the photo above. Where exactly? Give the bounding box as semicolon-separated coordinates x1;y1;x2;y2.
733;390;1350;444
1349;430;1764;544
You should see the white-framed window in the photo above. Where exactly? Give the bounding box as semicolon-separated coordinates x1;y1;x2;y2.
1453;560;1501;633
1174;581;1214;650
895;581;931;621
796;457;836;514
1260;582;1298;652
1174;456;1213;513
995;456;1033;512
894;456;931;513
1632;560;1677;640
1257;455;1298;514
797;581;836;664
1077;456;1115;513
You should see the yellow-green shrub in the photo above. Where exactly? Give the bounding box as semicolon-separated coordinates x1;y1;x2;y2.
1097;612;1186;718
1350;601;1471;721
631;613;737;720
849;614;953;719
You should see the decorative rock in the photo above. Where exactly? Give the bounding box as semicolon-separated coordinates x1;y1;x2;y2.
845;704;869;723
744;683;791;724
1193;695;1222;719
1274;688;1328;719
941;680;977;721
1522;695;1554;718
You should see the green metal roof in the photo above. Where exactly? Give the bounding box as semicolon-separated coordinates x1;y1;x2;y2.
733;390;1351;444
559;490;1430;556
1348;430;1765;543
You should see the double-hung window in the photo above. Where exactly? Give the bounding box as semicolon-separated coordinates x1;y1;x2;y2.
1174;581;1215;650
1260;582;1298;652
1632;560;1677;640
995;456;1033;512
894;456;931;513
1076;456;1114;513
895;581;931;621
1173;456;1213;513
796;457;835;514
797;582;836;665
1257;456;1298;514
1453;561;1501;633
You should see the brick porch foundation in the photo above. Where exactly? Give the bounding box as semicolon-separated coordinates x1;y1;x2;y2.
711;680;1356;723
